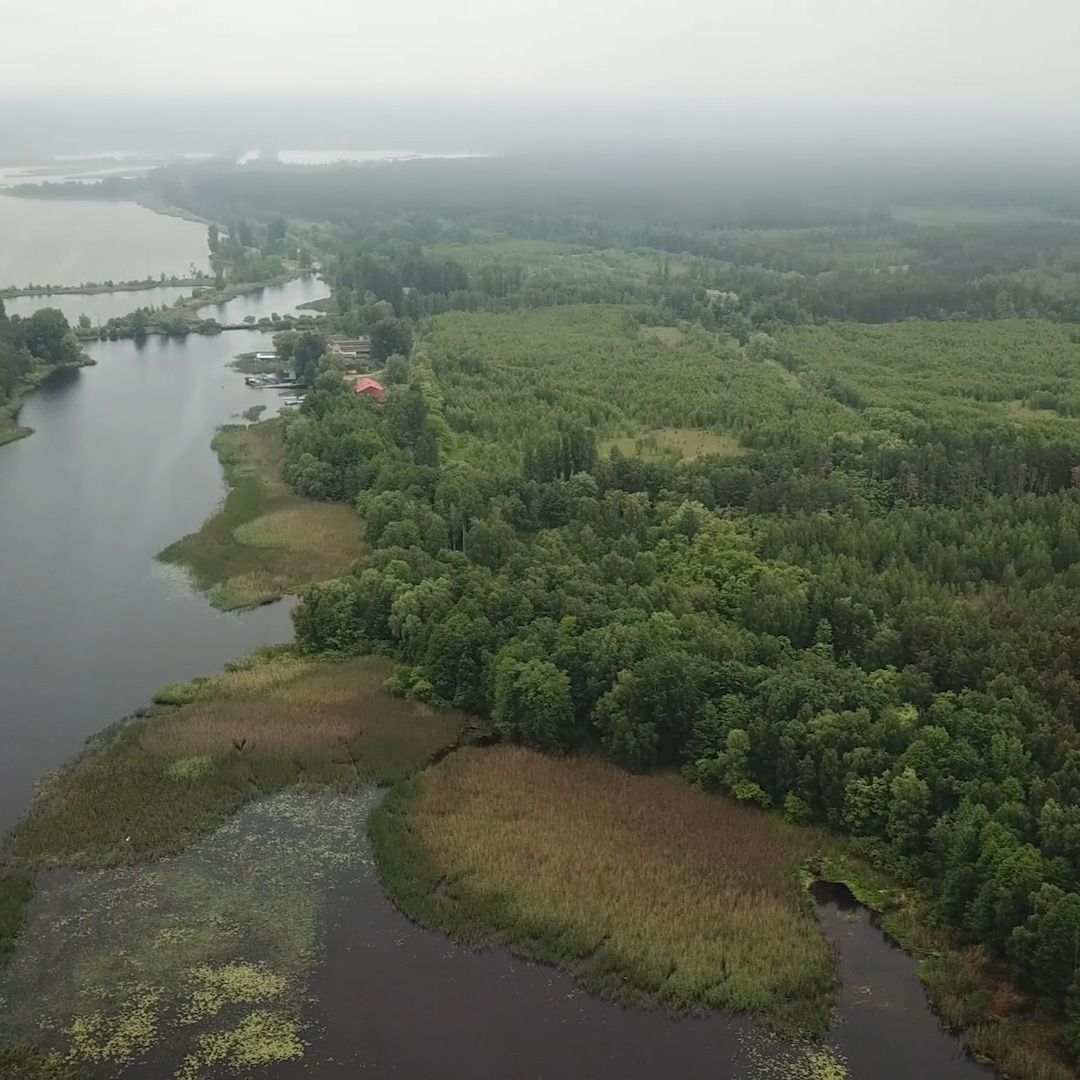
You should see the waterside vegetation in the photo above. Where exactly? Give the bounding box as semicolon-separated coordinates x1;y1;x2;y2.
158;418;363;611
0;652;464;1078
374;746;839;1037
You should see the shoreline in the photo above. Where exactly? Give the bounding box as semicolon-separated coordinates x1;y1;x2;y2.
0;356;97;446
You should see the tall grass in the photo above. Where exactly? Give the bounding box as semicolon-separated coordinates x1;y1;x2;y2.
373;746;838;1036
7;655;464;871
158;419;363;610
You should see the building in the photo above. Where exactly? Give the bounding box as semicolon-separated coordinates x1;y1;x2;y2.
328;335;372;362
353;377;385;403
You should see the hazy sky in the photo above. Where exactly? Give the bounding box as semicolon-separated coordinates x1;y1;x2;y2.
3;0;1078;115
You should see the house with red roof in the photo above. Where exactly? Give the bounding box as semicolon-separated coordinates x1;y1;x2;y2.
353;376;385;403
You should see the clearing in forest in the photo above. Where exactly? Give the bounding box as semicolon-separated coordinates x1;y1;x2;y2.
638;325;684;345
602;426;744;460
374;746;838;1036
158;418;363;610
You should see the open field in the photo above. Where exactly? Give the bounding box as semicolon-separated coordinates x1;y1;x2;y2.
373;746;838;1036
638;324;684;345
158;418;363;610
602;426;745;461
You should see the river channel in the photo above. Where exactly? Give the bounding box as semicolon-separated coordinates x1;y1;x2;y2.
0;322;297;832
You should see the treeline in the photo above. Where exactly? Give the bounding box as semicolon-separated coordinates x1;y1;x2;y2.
116;154;1080;328
270;304;1080;1063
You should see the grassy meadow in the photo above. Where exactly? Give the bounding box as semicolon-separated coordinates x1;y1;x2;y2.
373;746;839;1037
602;426;745;461
158;418;363;610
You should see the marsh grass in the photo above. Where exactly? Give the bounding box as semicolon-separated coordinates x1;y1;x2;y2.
373;746;838;1037
0;652;464;1076
7;654;464;871
158;419;362;610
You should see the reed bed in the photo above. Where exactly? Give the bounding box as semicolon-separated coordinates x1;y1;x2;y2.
158;420;363;610
8;656;463;870
375;746;838;1035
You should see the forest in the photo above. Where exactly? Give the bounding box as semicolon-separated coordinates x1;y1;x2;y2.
121;153;1080;1072
13;153;1080;1072
281;299;1080;1065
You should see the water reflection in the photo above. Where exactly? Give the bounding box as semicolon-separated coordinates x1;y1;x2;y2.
0;331;295;832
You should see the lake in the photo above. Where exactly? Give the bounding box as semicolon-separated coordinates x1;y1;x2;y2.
0;329;296;832
0;193;210;290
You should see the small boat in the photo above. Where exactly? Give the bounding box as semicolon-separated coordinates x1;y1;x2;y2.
282;397;305;407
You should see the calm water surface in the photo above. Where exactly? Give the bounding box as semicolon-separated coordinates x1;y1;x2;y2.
195;274;329;322
2;285;193;324
2;276;328;328
0;330;296;832
0;193;209;289
257;814;994;1080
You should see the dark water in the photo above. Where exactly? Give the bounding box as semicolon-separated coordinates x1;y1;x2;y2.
809;880;993;1079
257;833;995;1079
0;193;209;289
0;329;297;832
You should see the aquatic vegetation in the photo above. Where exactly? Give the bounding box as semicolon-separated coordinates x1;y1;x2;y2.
177;1010;304;1079
157;419;363;611
0;790;378;1077
178;963;288;1025
67;989;163;1066
7;654;463;869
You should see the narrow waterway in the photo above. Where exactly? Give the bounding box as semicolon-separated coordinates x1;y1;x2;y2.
0;327;296;832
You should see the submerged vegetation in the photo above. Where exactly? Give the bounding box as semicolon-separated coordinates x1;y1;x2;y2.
374;746;838;1036
0;653;465;1076
158;418;363;610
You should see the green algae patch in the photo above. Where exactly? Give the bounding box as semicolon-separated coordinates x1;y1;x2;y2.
67;990;164;1066
0;790;379;1078
177;1010;304;1079
165;756;215;783
179;963;288;1025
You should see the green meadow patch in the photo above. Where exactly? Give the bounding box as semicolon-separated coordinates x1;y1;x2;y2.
158;418;363;610
602;426;745;462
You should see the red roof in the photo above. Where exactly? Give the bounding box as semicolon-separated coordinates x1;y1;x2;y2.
353;377;385;403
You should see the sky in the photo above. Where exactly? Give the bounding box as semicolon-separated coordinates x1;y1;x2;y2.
2;0;1078;114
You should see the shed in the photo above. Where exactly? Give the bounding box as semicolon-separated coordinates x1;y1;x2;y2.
353;377;385;403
